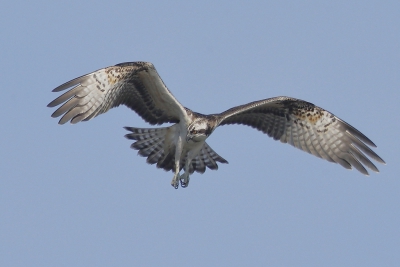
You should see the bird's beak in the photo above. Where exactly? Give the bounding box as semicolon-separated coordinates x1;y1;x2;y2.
186;135;192;142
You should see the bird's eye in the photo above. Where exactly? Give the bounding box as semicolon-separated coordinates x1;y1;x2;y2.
192;130;197;134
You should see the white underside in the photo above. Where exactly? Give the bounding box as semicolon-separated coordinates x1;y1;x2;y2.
170;124;206;189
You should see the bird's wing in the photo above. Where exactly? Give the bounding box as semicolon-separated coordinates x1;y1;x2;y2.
216;96;385;175
48;62;187;125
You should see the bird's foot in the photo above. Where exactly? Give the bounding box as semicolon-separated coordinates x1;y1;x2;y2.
171;174;180;189
180;173;190;188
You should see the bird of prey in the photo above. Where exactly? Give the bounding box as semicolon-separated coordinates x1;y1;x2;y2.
48;62;385;188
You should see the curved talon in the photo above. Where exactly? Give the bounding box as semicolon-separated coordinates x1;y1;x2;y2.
179;173;190;188
171;175;180;189
180;180;187;188
171;180;179;189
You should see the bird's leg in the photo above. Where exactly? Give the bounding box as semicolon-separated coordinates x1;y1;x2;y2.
171;167;180;189
171;136;184;189
170;152;181;189
180;160;191;188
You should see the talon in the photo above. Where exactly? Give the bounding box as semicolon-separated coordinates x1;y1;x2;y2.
180;179;188;188
171;180;179;189
180;180;187;188
179;173;190;188
171;174;180;189
171;181;179;189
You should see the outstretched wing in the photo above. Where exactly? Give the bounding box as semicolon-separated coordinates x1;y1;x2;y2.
48;62;187;125
216;96;385;175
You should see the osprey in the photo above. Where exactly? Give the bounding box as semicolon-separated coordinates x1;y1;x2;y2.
48;62;385;188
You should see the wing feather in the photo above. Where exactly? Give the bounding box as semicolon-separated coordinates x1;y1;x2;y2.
216;97;385;175
349;144;379;173
48;62;187;125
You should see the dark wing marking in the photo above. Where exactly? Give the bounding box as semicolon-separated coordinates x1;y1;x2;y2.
48;62;186;125
216;96;385;175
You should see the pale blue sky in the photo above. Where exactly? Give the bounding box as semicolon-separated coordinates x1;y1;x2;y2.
1;1;399;266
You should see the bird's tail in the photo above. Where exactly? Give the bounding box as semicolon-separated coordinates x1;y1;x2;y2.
182;143;228;174
124;126;175;171
124;126;228;173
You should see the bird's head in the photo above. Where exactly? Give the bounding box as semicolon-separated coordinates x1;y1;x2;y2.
187;120;212;142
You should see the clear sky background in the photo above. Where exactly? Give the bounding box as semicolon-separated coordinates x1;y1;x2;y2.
1;1;399;266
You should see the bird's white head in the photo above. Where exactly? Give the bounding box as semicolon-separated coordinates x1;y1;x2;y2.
187;119;212;142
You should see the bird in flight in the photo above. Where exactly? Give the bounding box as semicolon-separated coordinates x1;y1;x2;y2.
48;62;385;188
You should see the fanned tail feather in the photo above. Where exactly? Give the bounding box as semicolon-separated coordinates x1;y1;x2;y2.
125;126;174;171
185;143;228;174
125;126;228;174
